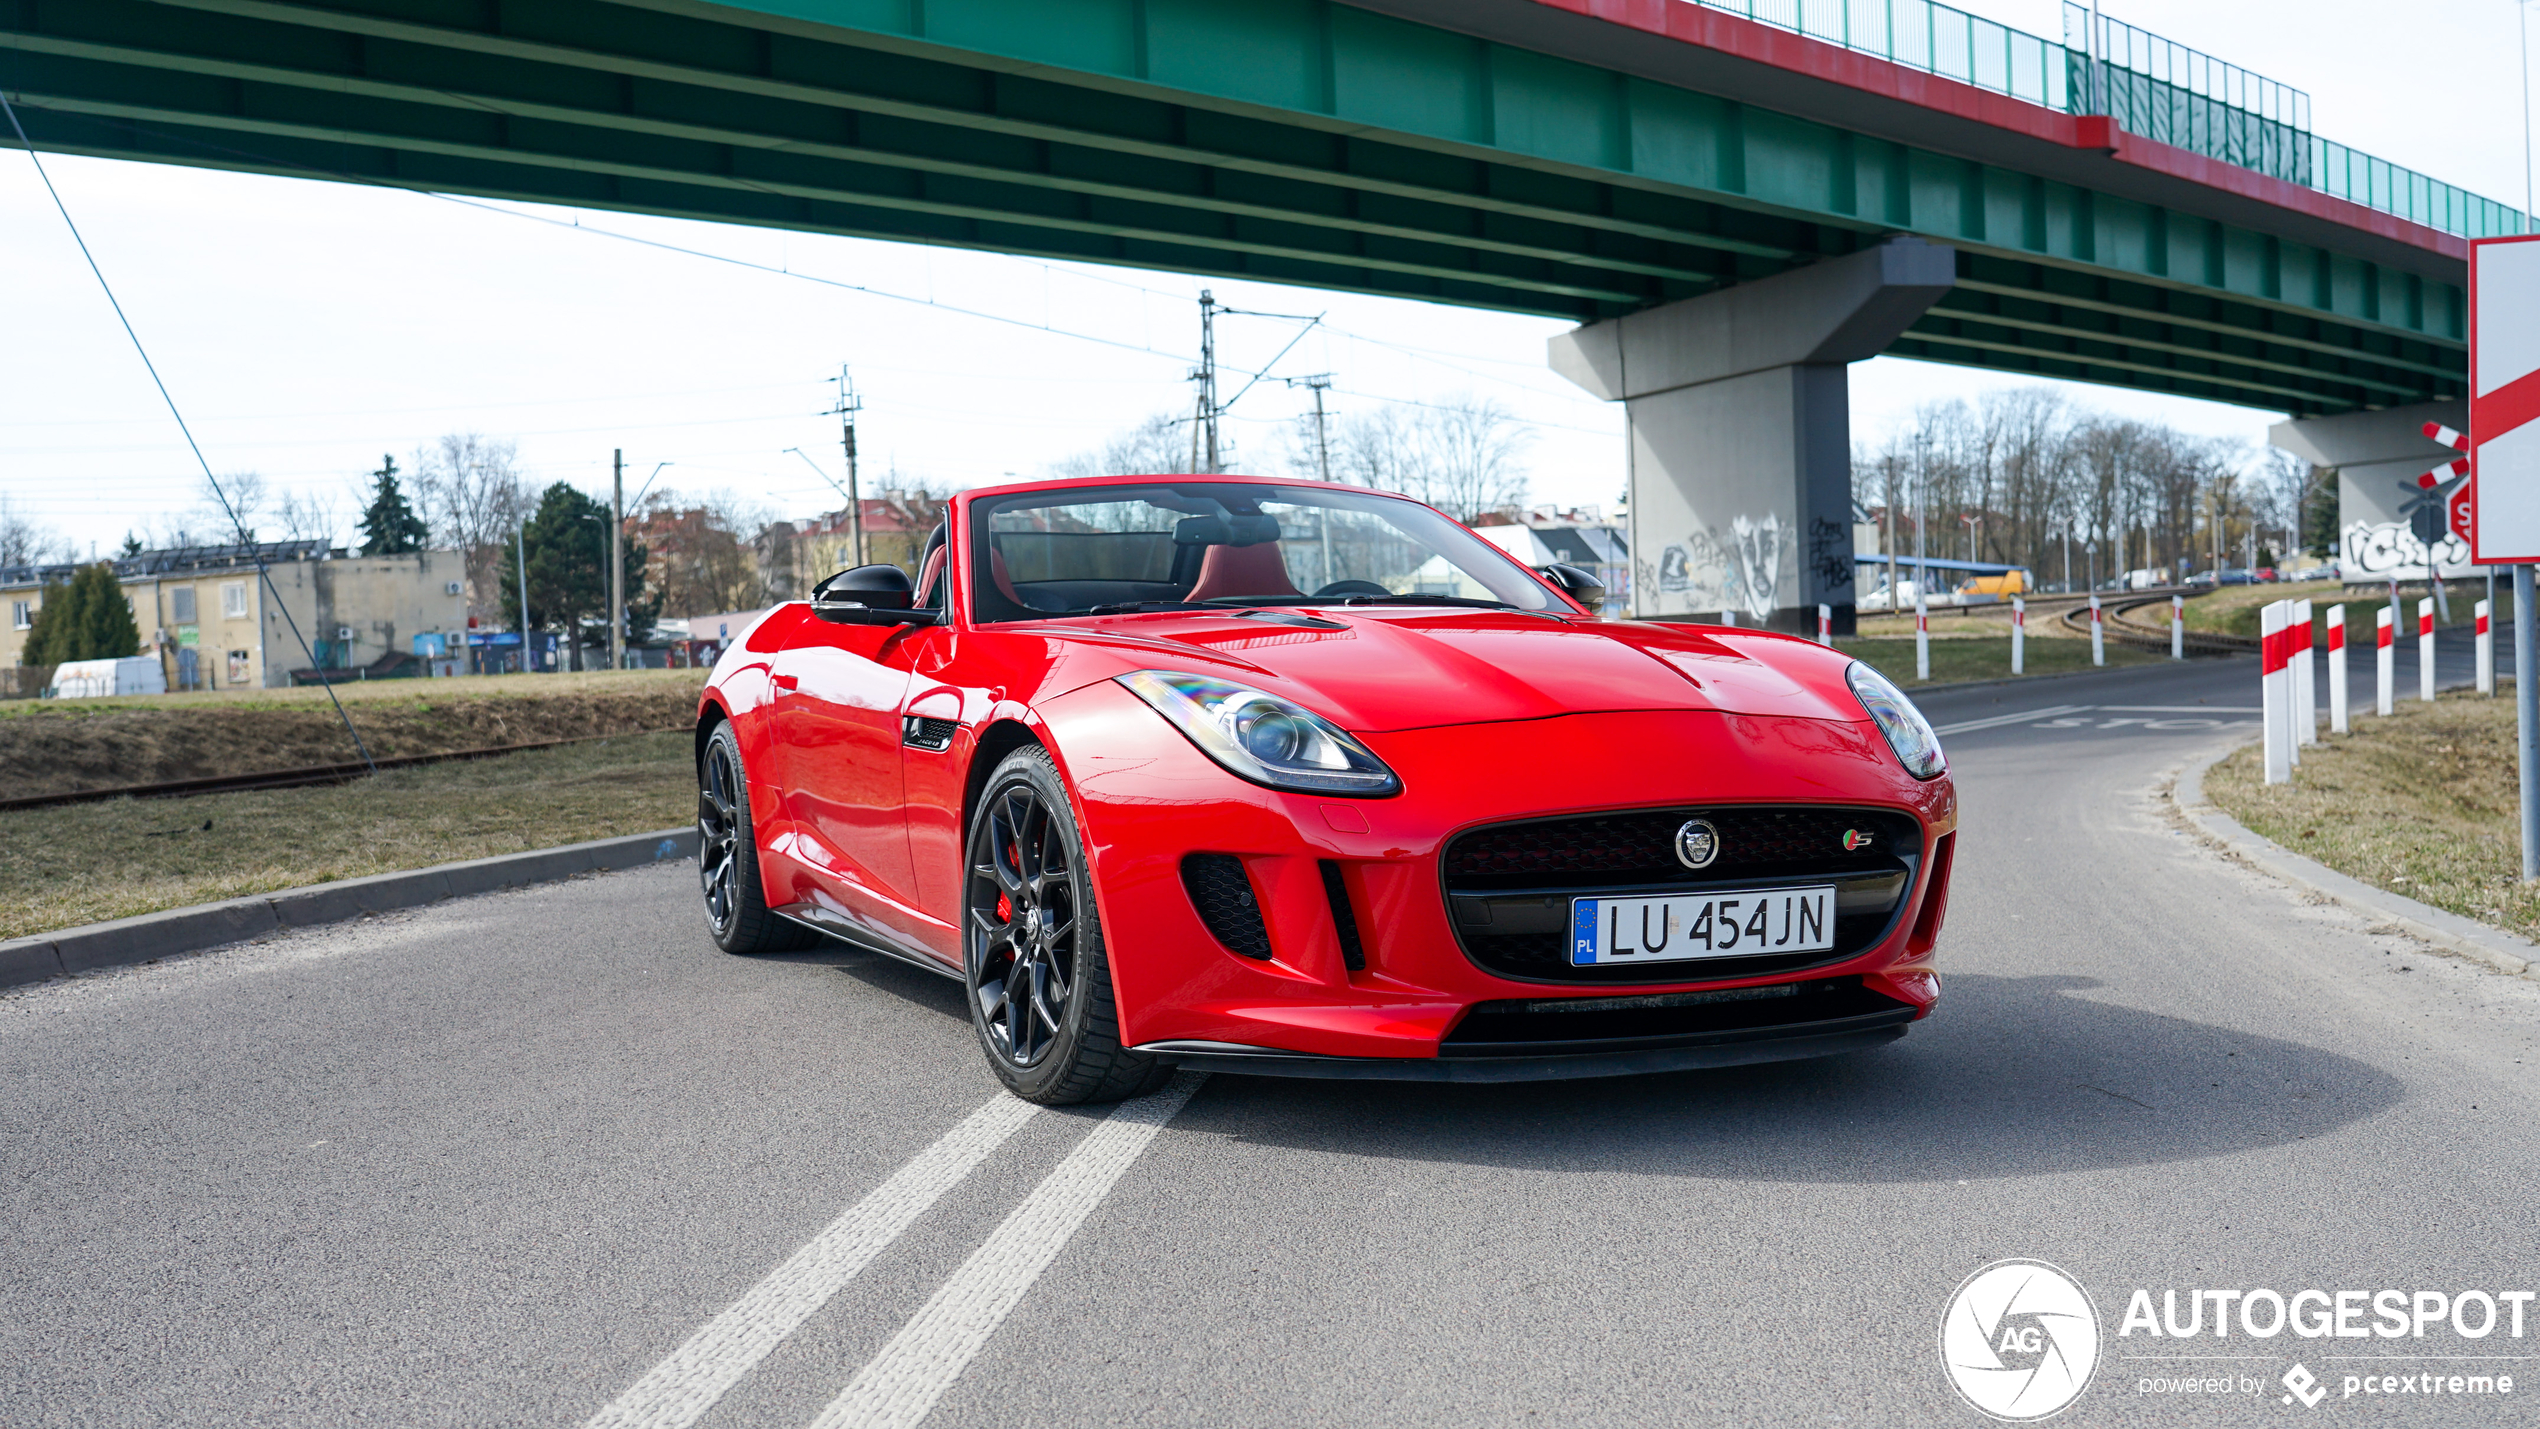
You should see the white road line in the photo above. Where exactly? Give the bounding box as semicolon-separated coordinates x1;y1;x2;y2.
806;1071;1208;1429
1930;705;2092;736
2095;704;2263;713
581;1095;1041;1429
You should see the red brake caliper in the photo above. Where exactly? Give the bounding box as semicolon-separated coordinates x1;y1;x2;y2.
995;893;1012;922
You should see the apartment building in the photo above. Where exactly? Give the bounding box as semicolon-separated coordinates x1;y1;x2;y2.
2;542;469;691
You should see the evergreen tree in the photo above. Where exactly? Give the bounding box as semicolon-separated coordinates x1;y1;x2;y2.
358;455;430;555
503;483;650;669
16;578;69;666
20;564;141;665
118;533;143;558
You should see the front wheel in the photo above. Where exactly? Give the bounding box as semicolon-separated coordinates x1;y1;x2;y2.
698;722;823;955
963;748;1169;1105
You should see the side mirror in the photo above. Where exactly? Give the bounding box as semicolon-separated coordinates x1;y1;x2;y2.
1540;562;1606;614
812;564;935;625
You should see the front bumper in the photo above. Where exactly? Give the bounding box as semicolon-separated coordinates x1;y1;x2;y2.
1041;686;1956;1064
1136;1003;1917;1082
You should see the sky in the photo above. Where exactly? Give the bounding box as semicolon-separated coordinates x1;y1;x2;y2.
0;0;2527;560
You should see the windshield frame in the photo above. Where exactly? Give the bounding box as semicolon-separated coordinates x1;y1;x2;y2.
958;476;1574;625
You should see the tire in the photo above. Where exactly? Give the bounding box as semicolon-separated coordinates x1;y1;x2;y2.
697;722;823;955
962;747;1171;1105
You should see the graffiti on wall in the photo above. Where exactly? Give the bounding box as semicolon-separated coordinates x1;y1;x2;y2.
2341;521;2471;576
1637;514;1791;619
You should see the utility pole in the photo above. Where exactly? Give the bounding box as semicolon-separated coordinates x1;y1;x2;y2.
516;516;533;674
1297;375;1333;481
610;448;625;673
833;366;865;567
1194;291;1222;474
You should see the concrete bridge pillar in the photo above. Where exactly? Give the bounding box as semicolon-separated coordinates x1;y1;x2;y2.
1550;238;1957;634
2267;401;2468;579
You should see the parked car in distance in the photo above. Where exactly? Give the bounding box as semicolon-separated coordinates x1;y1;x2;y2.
1856;579;1928;613
1957;570;2027;598
2217;568;2259;586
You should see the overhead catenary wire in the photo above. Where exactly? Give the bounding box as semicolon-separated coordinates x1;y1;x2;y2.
0;89;375;771
4;102;1620;514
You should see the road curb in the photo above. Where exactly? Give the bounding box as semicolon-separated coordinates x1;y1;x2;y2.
2172;744;2540;983
0;827;698;989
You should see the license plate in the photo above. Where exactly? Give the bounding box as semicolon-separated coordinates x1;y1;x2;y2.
1568;887;1836;966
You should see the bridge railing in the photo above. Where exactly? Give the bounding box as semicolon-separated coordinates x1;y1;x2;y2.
1678;0;2528;241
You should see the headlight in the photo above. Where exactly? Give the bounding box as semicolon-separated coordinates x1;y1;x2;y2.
1117;670;1401;797
1845;662;1945;779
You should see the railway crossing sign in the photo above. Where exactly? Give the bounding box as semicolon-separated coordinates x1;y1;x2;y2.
2471;234;2540;563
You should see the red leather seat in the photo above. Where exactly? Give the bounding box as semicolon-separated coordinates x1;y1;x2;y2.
1183;542;1301;604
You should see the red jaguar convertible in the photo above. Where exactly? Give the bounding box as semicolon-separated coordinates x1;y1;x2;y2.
694;474;1954;1103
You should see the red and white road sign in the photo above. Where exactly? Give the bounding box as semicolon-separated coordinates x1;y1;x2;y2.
2470;234;2540;563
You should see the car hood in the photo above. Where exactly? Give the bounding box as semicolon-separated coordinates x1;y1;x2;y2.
1033;609;1865;731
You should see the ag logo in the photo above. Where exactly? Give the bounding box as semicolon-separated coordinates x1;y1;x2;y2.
1939;1259;2100;1421
1673;819;1720;870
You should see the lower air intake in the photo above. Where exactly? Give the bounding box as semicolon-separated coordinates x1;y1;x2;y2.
1182;853;1271;959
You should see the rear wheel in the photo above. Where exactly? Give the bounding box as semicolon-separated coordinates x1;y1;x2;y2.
963;748;1169;1105
698;722;822;954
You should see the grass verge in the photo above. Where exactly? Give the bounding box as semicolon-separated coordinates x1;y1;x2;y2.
2186;578;2498;642
0;731;693;940
0;669;705;799
2204;690;2540;942
1838;636;2164;687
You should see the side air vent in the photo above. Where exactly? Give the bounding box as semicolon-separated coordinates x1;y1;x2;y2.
1319;860;1366;972
901;716;958;751
1182;854;1271;959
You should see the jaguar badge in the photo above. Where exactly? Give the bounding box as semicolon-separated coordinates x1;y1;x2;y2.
1674;819;1720;870
1842;828;1873;852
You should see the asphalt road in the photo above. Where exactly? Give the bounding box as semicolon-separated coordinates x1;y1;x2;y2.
5;642;2537;1429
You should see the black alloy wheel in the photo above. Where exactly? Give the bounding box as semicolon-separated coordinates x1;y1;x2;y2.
962;748;1169;1104
696;723;820;955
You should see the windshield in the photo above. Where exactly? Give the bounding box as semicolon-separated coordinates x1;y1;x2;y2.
965;482;1562;622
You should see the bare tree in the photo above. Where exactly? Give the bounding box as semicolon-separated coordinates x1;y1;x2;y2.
274;488;343;546
410;433;527;621
0;494;62;568
190;471;267;543
1326;396;1531;520
1043;412;1199;481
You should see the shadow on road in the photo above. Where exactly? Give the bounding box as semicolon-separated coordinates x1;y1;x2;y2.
1179;972;2404;1183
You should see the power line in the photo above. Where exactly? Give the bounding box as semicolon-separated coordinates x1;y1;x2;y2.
0;90;373;771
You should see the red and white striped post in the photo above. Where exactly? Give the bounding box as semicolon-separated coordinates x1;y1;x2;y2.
2419;597;2437;702
2261;600;2292;784
2171;592;2184;660
1914;590;1930;681
2477;598;2494;695
2328;604;2349;735
1817;602;1831;645
2011;595;2025;675
2377;605;2395;717
2292;597;2316;746
2089;593;2104;666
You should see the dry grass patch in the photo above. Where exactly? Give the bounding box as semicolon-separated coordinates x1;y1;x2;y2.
0;731;694;940
2184;579;2496;643
2205;690;2540;940
0;669;704;798
1839;636;2163;688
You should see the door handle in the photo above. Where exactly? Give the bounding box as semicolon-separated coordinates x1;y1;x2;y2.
772;673;800;691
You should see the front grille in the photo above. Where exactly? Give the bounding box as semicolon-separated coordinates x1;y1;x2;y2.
1440;976;1915;1056
1182;853;1271;959
1442;806;1921;985
1443;806;1913;892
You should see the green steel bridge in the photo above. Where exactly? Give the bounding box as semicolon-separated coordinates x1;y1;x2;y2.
0;0;2507;420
